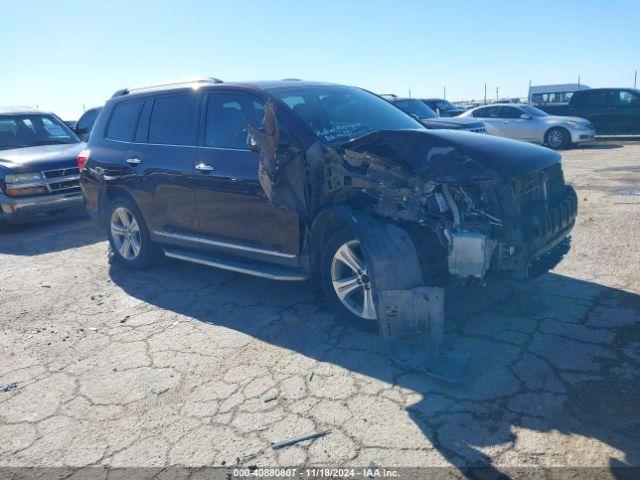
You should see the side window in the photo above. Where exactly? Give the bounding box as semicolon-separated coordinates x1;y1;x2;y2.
106;101;143;141
500;107;523;119
473;106;499;118
134;99;153;143
77;109;99;133
614;91;639;105
148;94;199;146
587;90;608;106
204;92;265;149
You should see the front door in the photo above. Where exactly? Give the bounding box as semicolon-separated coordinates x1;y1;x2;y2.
498;106;533;141
193;90;300;254
472;106;504;136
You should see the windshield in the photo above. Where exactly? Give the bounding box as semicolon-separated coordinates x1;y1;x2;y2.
430;99;458;111
0;114;80;151
270;86;424;146
393;99;438;119
521;105;549;117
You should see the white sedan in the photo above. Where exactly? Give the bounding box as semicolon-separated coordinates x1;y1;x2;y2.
459;104;595;149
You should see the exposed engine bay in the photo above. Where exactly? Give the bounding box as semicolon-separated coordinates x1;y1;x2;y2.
251;101;578;381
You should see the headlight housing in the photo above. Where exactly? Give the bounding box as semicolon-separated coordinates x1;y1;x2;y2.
4;172;43;183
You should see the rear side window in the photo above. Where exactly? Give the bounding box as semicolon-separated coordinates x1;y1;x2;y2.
106;101;142;141
473;106;499;118
77;108;101;133
148;94;198;146
204;92;265;149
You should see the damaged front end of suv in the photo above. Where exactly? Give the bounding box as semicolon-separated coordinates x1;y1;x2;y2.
252;93;577;381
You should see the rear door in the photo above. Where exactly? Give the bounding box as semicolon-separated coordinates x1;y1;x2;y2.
472;106;503;136
123;91;201;235
193;89;300;254
569;90;610;132
609;90;640;133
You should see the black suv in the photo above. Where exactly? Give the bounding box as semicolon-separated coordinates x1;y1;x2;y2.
80;78;577;325
567;88;640;134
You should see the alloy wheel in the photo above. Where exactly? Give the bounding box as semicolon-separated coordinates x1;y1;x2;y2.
330;240;377;320
110;207;141;260
547;130;564;148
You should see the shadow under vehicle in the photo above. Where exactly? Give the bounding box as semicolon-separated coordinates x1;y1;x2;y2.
80;78;577;379
109;258;640;478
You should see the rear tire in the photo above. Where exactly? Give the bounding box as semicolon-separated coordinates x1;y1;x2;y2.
545;127;571;150
106;197;161;269
320;228;378;331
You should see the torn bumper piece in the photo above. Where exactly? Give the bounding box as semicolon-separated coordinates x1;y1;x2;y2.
347;214;469;382
377;287;469;382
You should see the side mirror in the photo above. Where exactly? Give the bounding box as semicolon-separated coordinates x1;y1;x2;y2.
520;114;532;120
410;113;420;121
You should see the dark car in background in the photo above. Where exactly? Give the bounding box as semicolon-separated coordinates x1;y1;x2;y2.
422;98;466;117
80;78;576;326
0;107;86;230
387;97;486;133
73;107;102;141
567;88;640;134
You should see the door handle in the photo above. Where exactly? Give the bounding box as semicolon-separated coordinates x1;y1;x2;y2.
125;157;141;165
195;163;215;172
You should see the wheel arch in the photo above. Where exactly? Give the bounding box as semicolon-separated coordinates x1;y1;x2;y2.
99;186;139;228
545;125;571;147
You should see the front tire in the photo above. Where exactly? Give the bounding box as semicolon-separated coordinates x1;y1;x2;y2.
320;228;378;330
106;197;161;269
545;127;571;150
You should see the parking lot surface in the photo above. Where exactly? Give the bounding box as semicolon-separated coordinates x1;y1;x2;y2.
1;141;639;472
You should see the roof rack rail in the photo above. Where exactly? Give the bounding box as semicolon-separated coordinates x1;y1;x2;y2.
281;78;302;81
111;76;223;98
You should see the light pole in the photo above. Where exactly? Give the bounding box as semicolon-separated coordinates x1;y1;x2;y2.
496;87;499;102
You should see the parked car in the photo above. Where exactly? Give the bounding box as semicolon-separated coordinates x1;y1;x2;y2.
386;97;486;133
73;107;102;141
421;98;466;117
529;83;590;115
460;104;595;149
566;88;640;134
80;78;577;325
0;107;86;231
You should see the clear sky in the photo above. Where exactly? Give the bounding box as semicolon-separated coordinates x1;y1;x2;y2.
1;0;638;119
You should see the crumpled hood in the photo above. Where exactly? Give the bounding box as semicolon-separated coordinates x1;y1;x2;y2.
344;129;561;183
0;143;84;172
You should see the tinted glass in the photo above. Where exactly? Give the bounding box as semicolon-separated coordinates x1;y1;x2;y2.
500;107;523;119
134;100;153;143
615;90;640;105
393;99;438;119
0;114;79;150
148;94;198;145
106;101;143;141
77;108;101;132
473;107;499;118
205;92;265;149
270;86;424;146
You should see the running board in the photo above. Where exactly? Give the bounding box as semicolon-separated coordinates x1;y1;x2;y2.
163;248;309;281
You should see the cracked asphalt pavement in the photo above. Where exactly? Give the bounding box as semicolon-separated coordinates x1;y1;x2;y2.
1;141;639;471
